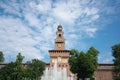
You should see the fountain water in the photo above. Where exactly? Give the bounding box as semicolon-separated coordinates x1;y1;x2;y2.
41;61;73;80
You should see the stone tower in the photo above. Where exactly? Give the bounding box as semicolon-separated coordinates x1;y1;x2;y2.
49;25;70;75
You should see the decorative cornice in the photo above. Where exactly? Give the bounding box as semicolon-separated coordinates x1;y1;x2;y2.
49;50;70;52
98;64;114;66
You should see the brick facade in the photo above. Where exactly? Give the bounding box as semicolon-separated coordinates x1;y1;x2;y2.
94;64;114;80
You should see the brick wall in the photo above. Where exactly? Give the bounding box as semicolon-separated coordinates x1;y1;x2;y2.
94;64;114;80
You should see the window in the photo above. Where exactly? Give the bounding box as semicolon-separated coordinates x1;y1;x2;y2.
59;34;61;37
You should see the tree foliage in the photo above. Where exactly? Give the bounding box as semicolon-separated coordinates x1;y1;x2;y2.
0;53;25;80
27;59;46;79
0;62;16;80
0;53;46;80
0;51;4;62
112;44;120;80
69;47;99;80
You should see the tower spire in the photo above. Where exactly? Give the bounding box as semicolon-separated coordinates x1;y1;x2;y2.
55;25;65;50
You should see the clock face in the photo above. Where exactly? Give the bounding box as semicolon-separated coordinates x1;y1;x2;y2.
58;44;62;47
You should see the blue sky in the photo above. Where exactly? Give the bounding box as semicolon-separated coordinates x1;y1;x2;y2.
0;0;120;63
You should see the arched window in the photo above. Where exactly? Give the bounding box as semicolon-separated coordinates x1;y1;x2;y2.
59;34;61;37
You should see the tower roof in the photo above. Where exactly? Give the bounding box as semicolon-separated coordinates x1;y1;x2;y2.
58;25;62;28
57;25;63;31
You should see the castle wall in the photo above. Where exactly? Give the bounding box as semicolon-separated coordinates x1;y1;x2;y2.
94;64;114;80
0;63;114;80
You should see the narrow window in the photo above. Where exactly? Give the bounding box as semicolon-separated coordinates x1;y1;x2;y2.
59;34;61;37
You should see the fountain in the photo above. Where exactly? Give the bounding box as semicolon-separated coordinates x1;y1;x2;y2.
41;61;73;80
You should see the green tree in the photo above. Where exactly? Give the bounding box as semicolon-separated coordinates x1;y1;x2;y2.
112;44;120;80
0;53;25;80
0;62;16;80
69;47;99;80
0;51;4;62
14;53;24;80
14;53;37;80
0;53;46;80
15;53;24;72
27;59;46;79
87;47;99;70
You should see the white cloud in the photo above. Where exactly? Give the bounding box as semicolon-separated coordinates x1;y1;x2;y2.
91;15;99;21
0;16;43;62
103;59;112;63
36;1;51;13
84;7;99;16
52;0;82;25
0;0;24;17
99;52;113;63
80;27;97;38
24;13;41;28
0;0;117;63
29;0;52;14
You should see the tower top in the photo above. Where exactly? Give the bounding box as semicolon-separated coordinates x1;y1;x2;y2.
54;25;65;50
57;25;63;31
